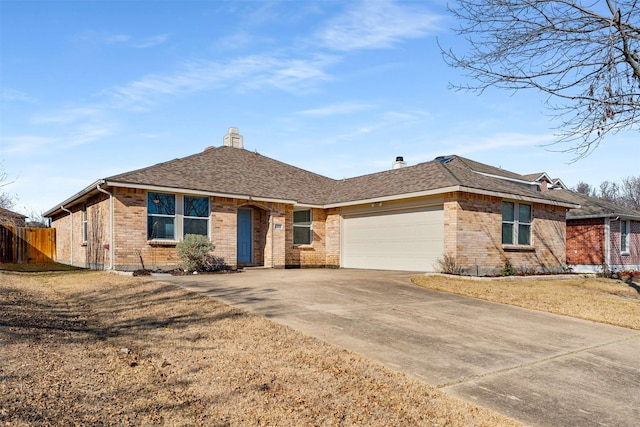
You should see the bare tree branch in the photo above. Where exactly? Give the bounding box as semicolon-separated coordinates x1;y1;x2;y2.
443;0;640;158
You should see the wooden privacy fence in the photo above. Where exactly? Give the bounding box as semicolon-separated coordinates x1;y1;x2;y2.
0;225;56;264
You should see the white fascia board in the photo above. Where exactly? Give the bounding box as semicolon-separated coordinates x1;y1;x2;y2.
105;181;298;205
323;186;459;209
43;179;106;217
569;213;640;221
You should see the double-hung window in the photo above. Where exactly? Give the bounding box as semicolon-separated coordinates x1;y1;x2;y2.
293;209;312;245
502;201;532;246
621;220;630;253
82;205;88;243
148;192;176;240
183;196;209;237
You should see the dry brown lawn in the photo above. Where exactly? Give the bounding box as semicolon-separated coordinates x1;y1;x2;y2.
412;275;640;330
0;270;520;426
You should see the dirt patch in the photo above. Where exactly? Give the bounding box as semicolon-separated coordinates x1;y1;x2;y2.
1;271;520;426
412;275;640;330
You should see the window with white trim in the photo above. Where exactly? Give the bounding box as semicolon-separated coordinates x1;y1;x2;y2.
82;205;88;243
621;220;630;253
502;201;532;246
293;209;312;245
148;192;176;240
183;196;209;237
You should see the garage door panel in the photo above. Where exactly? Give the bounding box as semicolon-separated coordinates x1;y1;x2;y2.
342;207;444;271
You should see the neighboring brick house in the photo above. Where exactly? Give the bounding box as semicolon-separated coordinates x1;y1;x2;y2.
551;191;640;273
44;128;578;274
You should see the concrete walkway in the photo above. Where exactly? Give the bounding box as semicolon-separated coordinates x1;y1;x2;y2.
158;269;640;427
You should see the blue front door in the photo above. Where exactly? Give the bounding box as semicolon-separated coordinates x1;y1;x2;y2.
237;209;252;264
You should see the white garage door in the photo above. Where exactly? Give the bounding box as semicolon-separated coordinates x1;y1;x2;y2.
342;206;444;271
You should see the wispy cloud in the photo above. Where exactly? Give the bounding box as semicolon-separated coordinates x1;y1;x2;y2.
31;106;104;125
318;0;442;51
1;125;113;155
72;31;168;48
0;135;59;155
1;88;39;104
133;34;170;48
105;54;336;107
297;102;374;116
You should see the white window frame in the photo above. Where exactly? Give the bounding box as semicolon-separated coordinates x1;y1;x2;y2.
148;192;211;242
183;195;210;238
81;205;88;243
293;208;312;246
620;219;630;254
502;201;532;246
148;192;176;241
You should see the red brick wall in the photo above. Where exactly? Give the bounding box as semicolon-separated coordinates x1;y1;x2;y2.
610;219;640;268
566;218;605;266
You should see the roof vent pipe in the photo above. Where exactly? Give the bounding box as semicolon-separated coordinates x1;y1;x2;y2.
392;156;407;169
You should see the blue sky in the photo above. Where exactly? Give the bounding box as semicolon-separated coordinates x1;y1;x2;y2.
1;0;638;217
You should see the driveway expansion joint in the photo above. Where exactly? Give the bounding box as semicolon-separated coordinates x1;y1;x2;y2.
438;333;640;389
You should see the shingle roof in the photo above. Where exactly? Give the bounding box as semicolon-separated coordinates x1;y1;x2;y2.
46;149;579;216
107;146;337;205
552;190;640;219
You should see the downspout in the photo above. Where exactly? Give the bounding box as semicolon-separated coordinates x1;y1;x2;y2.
60;206;73;266
96;183;114;270
604;217;611;268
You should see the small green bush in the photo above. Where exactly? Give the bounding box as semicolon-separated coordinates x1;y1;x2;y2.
176;234;216;272
500;259;515;276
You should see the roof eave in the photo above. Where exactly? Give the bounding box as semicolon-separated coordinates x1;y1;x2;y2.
568;213;640;221
43;179;106;217
105;181;299;205
458;186;580;208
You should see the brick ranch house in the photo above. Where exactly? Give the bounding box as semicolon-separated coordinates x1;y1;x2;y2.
44;128;579;274
552;190;640;273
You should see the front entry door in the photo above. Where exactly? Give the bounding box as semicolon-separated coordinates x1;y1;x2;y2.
237;209;252;264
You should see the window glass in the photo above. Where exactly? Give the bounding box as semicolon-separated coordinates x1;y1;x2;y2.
148;192;176;239
184;218;208;236
502;223;514;245
502;202;515;222
148;193;175;215
148;216;175;240
293;209;312;245
502;201;531;246
518;204;532;224
518;224;531;245
621;220;630;252
183;196;209;237
184;196;209;217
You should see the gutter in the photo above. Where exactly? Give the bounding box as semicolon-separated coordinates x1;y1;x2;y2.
568;213;640;221
60;206;73;265
96;183;114;270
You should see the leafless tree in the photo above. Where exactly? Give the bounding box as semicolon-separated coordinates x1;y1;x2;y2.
575;181;596;196
599;180;621;202
0;164;16;210
621;175;640;209
578;175;640;210
443;0;640;158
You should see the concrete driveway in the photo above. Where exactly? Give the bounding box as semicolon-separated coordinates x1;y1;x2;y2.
159;269;640;427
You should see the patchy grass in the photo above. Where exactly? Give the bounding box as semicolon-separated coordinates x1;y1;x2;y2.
412;275;640;330
1;271;520;426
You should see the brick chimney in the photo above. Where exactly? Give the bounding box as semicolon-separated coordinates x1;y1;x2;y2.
223;127;243;149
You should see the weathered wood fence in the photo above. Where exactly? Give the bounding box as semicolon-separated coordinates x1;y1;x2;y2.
0;225;56;264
